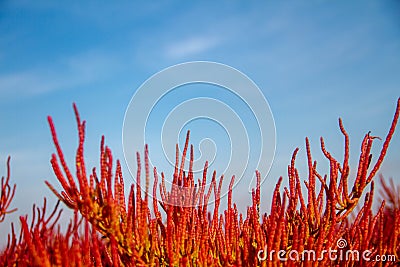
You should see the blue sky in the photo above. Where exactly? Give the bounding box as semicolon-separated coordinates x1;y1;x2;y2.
0;1;399;243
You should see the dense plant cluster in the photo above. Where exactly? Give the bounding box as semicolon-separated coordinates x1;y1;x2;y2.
1;99;400;266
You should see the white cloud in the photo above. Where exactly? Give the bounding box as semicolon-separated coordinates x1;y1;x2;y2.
165;36;221;59
0;50;122;101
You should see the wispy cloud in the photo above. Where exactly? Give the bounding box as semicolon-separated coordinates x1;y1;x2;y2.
0;50;123;101
164;36;221;59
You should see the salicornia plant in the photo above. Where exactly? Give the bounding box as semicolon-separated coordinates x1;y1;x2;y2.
1;99;399;266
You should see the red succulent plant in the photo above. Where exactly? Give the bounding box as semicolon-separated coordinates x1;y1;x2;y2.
0;156;16;223
1;98;399;266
